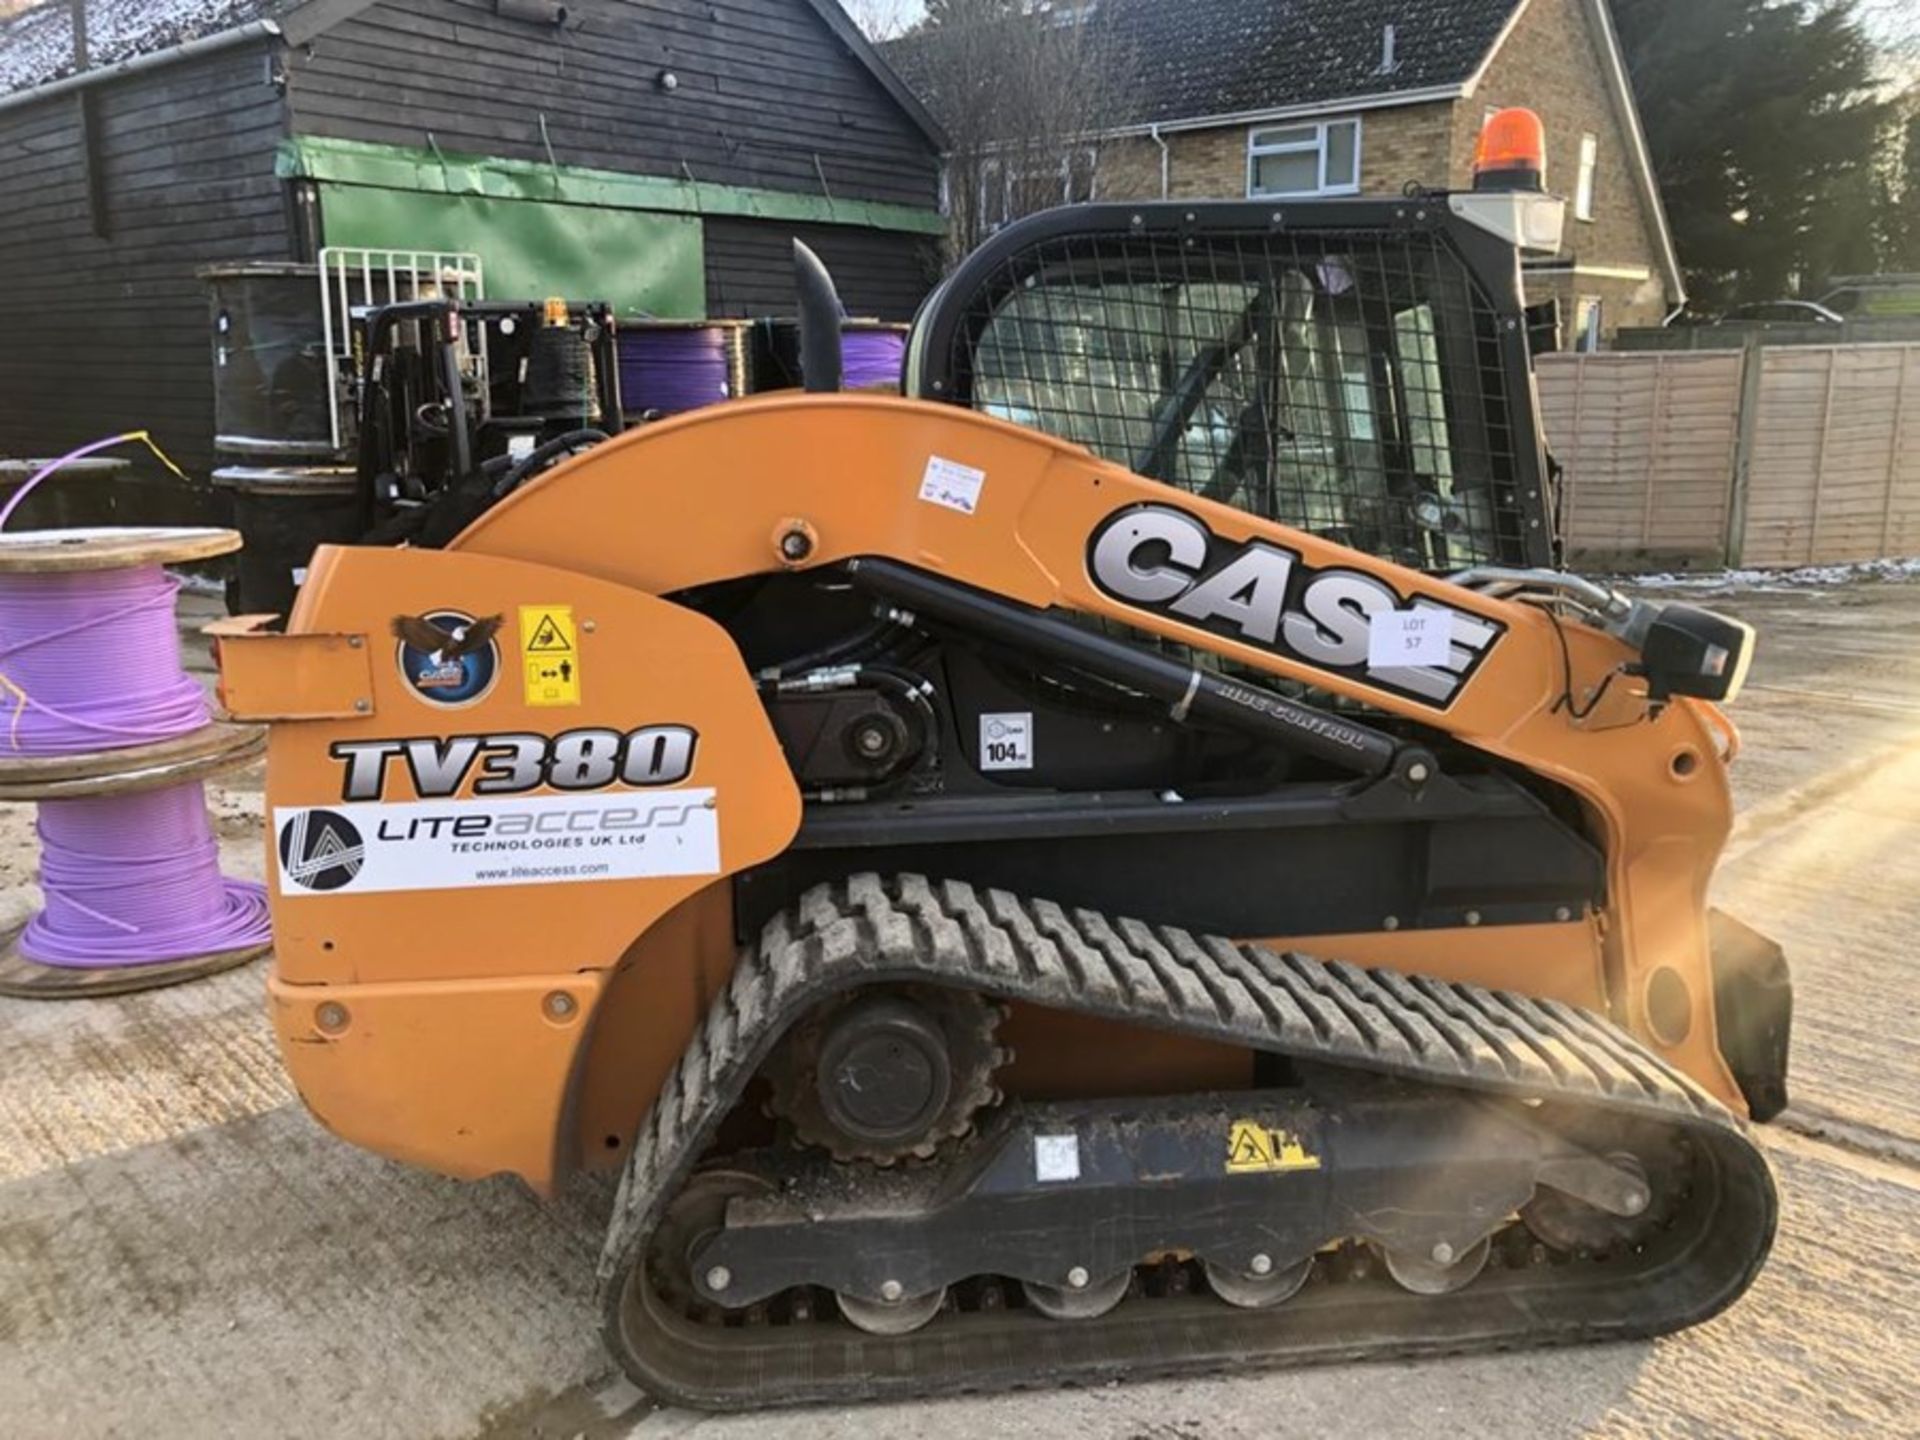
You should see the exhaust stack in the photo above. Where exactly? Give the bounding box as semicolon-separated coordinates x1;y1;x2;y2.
793;240;845;393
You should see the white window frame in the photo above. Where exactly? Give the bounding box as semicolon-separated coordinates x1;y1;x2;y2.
979;147;1100;233
1246;118;1362;199
1575;294;1604;351
1574;132;1598;222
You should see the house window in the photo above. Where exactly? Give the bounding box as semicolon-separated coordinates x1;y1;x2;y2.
1575;294;1603;350
980;149;1099;232
1575;133;1598;221
1247;119;1361;198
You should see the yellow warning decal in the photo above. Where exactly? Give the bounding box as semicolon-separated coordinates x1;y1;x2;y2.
519;605;581;707
1225;1119;1322;1174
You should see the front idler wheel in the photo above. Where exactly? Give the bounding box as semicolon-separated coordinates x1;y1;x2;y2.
1379;1235;1492;1296
647;1169;776;1312
1022;1268;1131;1321
1523;1151;1664;1255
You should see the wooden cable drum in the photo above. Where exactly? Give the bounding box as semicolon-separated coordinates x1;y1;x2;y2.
616;320;751;422
212;466;363;619
0;526;272;998
749;318;909;393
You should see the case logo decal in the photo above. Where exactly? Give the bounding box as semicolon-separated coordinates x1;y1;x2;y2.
1087;504;1502;708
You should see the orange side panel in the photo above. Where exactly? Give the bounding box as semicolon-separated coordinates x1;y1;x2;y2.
271;970;604;1191
245;547;799;1186
264;546;799;987
567;883;740;1174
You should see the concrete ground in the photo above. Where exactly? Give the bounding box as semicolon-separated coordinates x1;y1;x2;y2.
4;575;1920;1439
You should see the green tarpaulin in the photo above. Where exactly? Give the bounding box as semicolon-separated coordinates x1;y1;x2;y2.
278;136;946;319
315;183;707;318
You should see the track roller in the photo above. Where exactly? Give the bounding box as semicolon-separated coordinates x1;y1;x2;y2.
1022;1269;1131;1321
836;1286;947;1335
1378;1236;1492;1296
1204;1254;1315;1309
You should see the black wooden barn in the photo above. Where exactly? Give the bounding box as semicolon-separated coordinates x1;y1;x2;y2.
0;0;945;524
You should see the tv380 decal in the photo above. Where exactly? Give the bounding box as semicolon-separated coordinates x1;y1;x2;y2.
1086;504;1504;708
329;725;697;801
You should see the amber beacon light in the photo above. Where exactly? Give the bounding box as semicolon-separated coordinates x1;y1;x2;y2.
1474;107;1547;192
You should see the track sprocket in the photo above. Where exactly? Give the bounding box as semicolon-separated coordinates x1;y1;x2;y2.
762;982;1007;1164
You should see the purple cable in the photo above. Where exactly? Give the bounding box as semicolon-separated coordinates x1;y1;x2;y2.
618;326;736;417
0;431;155;531
0;566;211;754
21;783;270;967
842;327;906;391
0;429;271;969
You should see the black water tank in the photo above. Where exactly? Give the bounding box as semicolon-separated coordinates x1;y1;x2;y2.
212;465;363;618
202;263;352;462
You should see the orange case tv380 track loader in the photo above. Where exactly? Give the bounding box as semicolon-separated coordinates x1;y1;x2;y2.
215;190;1788;1409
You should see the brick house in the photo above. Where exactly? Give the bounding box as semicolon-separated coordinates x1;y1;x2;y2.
886;0;1681;338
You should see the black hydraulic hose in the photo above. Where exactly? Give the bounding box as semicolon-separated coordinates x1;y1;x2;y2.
491;428;610;498
844;557;1411;781
853;660;938;723
759;618;894;679
757;603;926;679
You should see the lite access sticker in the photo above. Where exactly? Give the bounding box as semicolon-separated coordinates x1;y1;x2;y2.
273;790;720;897
520;604;581;707
1225;1119;1322;1174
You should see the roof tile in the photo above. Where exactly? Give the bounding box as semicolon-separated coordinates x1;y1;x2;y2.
883;0;1522;132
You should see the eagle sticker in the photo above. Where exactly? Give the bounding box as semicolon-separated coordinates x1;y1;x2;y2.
392;610;502;707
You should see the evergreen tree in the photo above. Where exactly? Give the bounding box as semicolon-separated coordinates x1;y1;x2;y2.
1613;0;1887;309
1881;106;1920;270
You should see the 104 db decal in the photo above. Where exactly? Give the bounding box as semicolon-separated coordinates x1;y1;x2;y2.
330;725;697;801
1087;504;1503;707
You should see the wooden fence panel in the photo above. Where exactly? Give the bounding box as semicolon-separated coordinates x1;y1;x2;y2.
1743;345;1920;567
1536;352;1743;565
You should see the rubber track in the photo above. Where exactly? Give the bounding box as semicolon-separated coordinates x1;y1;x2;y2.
598;873;1774;1408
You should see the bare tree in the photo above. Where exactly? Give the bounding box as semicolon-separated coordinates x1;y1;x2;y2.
843;0;921;42
891;0;1137;262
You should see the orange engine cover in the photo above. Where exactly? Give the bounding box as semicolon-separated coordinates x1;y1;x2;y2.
221;544;798;1185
